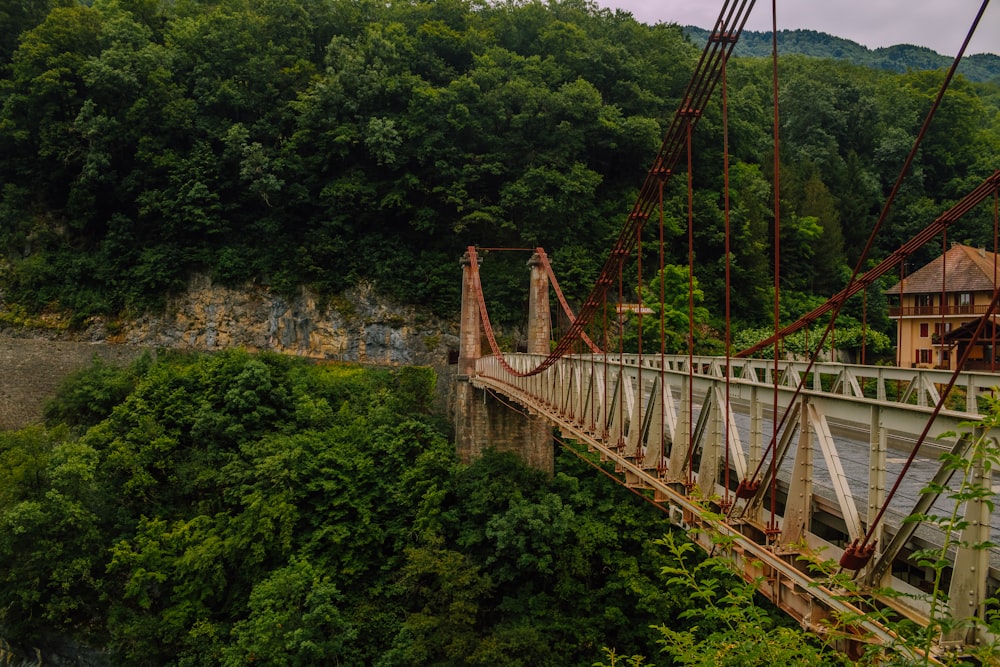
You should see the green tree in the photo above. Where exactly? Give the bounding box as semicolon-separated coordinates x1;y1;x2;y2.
44;355;146;428
0;0;74;67
224;558;355;667
652;532;842;666
383;544;494;666
791;169;847;294
2;5;104;210
0;437;108;641
626;264;719;354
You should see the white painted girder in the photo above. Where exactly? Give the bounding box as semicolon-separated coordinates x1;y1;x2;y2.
469;367;933;662
472;351;1000;657
806;401;863;542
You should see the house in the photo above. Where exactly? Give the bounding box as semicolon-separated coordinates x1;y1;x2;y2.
885;244;1000;371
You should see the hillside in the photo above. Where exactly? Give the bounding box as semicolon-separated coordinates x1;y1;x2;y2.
1;0;999;343
683;26;1000;82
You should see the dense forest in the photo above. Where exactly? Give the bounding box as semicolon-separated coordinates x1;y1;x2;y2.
0;351;847;665
1;0;999;340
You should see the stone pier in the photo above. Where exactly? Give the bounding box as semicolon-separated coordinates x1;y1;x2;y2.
454;251;554;473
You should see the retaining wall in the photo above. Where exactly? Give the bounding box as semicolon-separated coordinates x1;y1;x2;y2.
0;337;148;430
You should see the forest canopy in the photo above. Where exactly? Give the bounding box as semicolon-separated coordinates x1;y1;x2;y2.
1;0;999;334
0;350;771;666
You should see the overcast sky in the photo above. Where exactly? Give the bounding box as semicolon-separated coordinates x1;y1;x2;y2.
595;1;1000;57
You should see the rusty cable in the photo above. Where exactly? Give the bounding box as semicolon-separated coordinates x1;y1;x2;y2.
737;0;993;359
768;0;782;533
686;119;696;487
481;0;758;378
722;40;734;505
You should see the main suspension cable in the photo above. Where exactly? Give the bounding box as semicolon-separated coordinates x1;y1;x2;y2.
532;248;601;354
686;118;696;487
485;0;758;378
721;33;734;507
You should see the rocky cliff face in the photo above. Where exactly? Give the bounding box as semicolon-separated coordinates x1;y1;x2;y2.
0;276;461;429
95;275;459;366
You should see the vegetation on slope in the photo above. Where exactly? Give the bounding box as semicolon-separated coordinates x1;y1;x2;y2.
1;350;814;666
4;337;999;664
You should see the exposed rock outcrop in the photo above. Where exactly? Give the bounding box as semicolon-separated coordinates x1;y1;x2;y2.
0;276;460;429
91;275;457;366
1;276;458;366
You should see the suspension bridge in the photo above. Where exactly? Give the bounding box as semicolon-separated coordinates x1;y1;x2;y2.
452;0;1000;660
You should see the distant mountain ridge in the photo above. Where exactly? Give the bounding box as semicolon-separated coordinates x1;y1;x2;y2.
683;27;1000;83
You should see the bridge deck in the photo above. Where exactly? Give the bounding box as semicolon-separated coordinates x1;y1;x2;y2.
472;353;999;658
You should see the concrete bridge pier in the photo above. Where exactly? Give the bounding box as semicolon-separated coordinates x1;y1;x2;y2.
454;251;554;473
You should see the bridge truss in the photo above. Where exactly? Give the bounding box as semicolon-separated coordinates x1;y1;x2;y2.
472;352;998;658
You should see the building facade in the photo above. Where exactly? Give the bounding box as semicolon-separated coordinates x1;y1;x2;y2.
885;244;1000;371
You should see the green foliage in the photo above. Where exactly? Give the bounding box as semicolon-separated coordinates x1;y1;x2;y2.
3;0;995;332
223;558;355;667
684;27;1000;84
43;353;149;427
0;351;447;661
593;647;650;667
383;543;494;666
896;395;1000;663
650;533;843;667
733;319;893;359
619;264;721;354
0;0;692;322
0;350;713;665
0;433;108;641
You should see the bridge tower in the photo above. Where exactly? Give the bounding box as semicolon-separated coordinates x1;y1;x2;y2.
454;251;554;473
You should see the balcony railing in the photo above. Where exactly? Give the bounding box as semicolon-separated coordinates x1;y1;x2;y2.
889;304;989;317
962;359;1000;371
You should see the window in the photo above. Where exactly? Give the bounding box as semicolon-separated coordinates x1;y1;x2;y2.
933;322;951;336
955;292;973;313
915;294;934;314
920;323;929;337
917;349;933;364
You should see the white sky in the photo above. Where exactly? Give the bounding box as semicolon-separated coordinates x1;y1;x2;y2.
595;0;1000;57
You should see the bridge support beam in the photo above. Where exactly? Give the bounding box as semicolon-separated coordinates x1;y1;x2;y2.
454;251;554;473
943;428;992;650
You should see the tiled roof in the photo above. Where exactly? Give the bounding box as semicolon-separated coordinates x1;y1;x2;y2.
884;244;1000;295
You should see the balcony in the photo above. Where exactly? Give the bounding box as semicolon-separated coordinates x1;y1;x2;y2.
888;304;989;317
